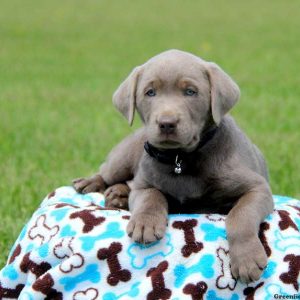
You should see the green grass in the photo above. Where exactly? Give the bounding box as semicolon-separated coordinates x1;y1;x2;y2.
0;0;299;266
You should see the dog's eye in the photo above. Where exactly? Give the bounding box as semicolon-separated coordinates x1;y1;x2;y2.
146;89;156;97
184;89;197;96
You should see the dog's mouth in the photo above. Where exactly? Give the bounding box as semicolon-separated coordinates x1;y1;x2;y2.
157;140;182;149
152;134;199;150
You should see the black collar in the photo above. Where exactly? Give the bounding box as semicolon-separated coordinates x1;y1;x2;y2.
144;126;218;174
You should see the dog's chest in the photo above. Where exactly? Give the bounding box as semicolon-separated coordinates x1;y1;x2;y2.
143;161;205;202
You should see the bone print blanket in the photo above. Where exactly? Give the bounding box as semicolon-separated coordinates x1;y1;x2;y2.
0;186;299;300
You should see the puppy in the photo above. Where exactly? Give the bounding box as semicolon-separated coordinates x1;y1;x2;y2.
73;50;274;283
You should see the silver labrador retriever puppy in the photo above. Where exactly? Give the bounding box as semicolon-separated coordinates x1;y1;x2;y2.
73;49;274;283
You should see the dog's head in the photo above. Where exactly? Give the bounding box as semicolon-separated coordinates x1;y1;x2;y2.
113;49;240;151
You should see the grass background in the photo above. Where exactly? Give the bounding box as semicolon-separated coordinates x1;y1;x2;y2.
0;0;299;266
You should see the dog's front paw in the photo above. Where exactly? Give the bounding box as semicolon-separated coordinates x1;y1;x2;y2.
229;236;267;283
126;213;167;244
72;175;106;194
104;184;130;210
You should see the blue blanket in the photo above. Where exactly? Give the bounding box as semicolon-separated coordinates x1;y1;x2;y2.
0;186;299;299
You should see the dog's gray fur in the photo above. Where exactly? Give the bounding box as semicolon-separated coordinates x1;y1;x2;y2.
73;50;274;283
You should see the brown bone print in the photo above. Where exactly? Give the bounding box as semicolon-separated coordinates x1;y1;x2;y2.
183;281;208;300
70;209;105;233
0;283;24;299
8;244;21;264
97;242;131;286
48;190;56;198
172;219;203;257
288;205;300;217
258;222;272;257
243;282;264;300
20;253;52;278
146;261;172;300
33;273;63;299
280;254;300;291
54;203;80;209
277;210;299;232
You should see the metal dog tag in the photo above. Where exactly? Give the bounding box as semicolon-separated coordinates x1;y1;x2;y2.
174;155;182;174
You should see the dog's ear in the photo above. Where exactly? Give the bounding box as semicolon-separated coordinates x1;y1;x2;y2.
206;62;240;125
112;67;141;126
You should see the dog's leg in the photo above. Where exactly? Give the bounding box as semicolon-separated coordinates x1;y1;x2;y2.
225;179;273;283
73;130;144;194
126;188;168;244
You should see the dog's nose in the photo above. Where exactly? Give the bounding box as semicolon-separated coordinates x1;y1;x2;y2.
158;115;178;134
